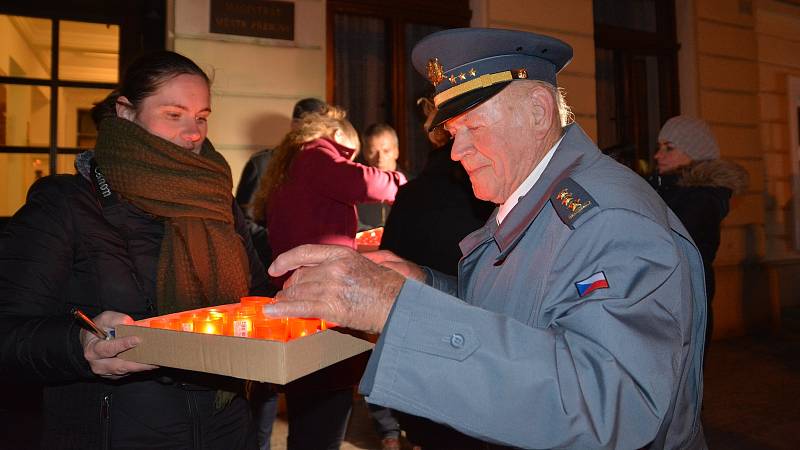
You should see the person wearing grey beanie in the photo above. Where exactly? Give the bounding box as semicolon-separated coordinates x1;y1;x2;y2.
658;116;720;163
652;115;748;350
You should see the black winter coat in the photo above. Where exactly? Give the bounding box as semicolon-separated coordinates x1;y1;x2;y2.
654;159;748;343
380;144;494;276
0;168;270;450
657;179;730;303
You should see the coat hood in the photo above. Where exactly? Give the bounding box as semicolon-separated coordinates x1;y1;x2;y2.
677;159;749;194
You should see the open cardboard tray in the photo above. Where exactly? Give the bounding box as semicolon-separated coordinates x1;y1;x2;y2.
116;315;373;384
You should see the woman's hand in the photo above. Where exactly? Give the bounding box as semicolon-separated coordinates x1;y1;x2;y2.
79;311;158;379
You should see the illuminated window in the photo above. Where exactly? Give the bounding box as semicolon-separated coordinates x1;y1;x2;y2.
0;14;118;216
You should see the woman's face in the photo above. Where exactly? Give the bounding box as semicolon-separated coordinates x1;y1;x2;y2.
654;141;693;174
117;74;210;154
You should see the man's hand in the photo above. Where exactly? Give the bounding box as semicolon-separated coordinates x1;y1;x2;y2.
266;245;406;333
79;311;158;379
363;250;426;282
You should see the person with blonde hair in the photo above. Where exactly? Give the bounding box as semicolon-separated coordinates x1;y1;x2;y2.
255;107;406;274
253;106;405;450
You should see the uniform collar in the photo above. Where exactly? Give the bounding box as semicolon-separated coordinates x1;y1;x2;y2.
459;123;600;260
496;134;563;225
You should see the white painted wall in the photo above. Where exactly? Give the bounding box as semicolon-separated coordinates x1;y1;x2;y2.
171;0;326;190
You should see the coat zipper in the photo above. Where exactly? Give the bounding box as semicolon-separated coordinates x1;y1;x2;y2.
100;393;113;450
130;270;156;314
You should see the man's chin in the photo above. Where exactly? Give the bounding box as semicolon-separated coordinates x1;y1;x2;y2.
470;183;499;204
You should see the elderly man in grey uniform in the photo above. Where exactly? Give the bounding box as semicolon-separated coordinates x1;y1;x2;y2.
265;28;707;450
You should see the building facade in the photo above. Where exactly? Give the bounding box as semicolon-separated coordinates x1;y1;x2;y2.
2;0;799;337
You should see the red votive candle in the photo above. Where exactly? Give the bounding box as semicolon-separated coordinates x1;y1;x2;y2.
253;318;289;342
148;317;181;330
192;315;223;335
288;318;320;339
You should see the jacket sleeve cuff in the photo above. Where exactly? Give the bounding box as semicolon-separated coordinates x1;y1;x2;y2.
359;278;412;396
421;266;458;296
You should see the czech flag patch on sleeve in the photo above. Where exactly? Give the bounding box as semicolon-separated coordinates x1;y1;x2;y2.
575;271;609;297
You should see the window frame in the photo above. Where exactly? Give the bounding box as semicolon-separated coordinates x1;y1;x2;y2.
326;0;470;173
593;0;680;169
0;0;166;175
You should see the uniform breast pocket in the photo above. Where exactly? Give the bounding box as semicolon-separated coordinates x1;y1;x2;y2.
470;259;547;328
497;238;564;328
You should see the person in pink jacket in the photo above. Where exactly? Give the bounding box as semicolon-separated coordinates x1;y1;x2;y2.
251;107;406;450
255;108;407;280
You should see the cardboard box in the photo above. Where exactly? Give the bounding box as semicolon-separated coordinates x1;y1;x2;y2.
116;311;373;384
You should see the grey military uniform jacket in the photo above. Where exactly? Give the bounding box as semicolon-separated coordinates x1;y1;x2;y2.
360;124;707;450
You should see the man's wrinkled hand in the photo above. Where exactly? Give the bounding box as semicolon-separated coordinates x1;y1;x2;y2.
80;311;158;379
266;244;406;333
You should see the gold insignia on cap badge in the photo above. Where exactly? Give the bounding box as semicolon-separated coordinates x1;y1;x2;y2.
427;58;445;87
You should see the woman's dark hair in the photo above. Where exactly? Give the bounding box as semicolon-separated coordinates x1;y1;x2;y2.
291;98;329;120
91;51;210;126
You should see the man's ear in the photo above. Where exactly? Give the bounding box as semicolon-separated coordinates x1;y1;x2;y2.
115;96;136;121
529;86;555;131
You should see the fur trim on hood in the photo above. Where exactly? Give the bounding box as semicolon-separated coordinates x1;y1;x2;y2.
677;159;749;194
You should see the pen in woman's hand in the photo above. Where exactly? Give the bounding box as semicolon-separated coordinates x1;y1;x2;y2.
71;307;112;340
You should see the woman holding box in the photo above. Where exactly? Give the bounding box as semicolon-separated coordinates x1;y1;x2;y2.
0;51;269;449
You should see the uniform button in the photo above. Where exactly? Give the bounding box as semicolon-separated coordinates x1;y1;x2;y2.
450;333;465;348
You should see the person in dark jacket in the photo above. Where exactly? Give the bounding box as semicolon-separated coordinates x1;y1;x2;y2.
652;115;748;346
0;51;269;450
371;98;494;450
380;99;494;276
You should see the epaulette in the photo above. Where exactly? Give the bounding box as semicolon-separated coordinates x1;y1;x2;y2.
550;177;598;229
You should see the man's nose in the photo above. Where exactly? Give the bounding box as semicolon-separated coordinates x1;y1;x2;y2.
450;132;469;161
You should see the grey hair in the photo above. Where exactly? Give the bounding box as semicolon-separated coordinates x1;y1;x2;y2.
525;80;574;128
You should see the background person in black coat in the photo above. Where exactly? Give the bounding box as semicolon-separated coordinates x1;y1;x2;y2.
369;98;494;450
652;115;748;346
380;98;494;276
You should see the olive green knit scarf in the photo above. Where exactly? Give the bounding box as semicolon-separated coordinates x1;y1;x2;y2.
94;117;250;314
